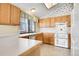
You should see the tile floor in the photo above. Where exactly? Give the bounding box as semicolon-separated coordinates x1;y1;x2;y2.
40;44;72;56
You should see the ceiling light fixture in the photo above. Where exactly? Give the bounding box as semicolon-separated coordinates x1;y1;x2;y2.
31;8;36;13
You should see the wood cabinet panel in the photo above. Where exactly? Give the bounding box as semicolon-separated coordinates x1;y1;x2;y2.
54;15;71;27
35;33;54;45
39;15;71;28
61;15;71;27
0;3;11;24
35;33;43;41
54;16;65;23
38;19;45;28
68;33;71;49
39;18;50;28
43;33;54;45
54;17;61;23
44;18;51;27
43;33;50;44
0;3;21;25
10;5;21;25
49;33;55;45
50;18;55;27
66;15;71;27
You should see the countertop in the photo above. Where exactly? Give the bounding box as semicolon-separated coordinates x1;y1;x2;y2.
19;32;71;38
19;38;42;55
20;32;42;37
0;38;42;56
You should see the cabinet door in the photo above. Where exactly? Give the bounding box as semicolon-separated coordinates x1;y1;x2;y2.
66;15;71;27
50;17;55;27
68;34;71;49
54;15;71;27
61;15;71;27
44;18;51;27
0;3;11;24
49;33;55;45
54;16;63;23
10;5;21;25
43;33;51;44
39;19;45;28
61;16;67;23
43;33;55;45
35;33;43;41
39;18;50;28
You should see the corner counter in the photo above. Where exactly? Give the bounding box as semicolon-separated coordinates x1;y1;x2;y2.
19;38;42;56
19;32;42;38
0;38;42;56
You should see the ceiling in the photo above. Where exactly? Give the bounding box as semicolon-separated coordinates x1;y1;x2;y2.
13;3;73;19
44;3;57;9
13;3;57;18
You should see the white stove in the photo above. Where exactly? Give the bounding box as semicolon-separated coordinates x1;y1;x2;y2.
55;23;68;48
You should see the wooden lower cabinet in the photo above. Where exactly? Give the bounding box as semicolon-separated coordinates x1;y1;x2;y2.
35;33;54;45
68;33;71;49
35;33;43;41
35;33;71;48
43;33;54;45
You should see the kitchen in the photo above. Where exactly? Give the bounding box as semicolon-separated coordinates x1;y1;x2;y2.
19;3;72;49
0;3;73;56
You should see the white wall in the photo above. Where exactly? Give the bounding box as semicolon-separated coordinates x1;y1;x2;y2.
71;3;79;56
0;25;19;37
0;25;19;55
0;25;19;46
40;28;56;33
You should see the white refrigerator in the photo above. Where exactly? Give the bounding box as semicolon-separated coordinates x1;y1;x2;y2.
55;23;68;48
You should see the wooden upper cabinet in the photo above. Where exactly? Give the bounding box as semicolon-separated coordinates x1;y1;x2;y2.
38;19;44;27
61;15;71;27
38;15;71;28
0;3;21;25
0;3;11;24
61;16;67;23
39;18;50;28
54;16;63;23
44;18;51;27
66;15;71;27
54;15;71;27
50;17;55;27
10;5;21;25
